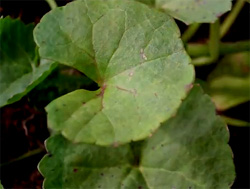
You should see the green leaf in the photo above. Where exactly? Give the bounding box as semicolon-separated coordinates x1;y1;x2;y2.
0;181;3;189
155;0;232;24
34;0;194;145
0;17;56;107
133;0;232;24
39;86;235;188
208;52;250;110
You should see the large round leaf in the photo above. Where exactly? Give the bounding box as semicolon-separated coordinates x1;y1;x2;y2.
0;17;56;107
34;0;194;145
39;86;235;188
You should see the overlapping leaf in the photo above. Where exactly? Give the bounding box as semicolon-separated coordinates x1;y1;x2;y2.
0;17;56;107
39;86;235;188
208;52;250;110
34;0;194;145
132;0;232;24
155;0;232;24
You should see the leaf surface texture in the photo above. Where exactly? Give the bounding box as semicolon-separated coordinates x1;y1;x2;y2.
34;0;194;145
39;86;235;188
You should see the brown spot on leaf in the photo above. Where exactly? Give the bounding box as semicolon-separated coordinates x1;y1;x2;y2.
116;86;137;96
97;84;107;97
113;142;119;147
129;72;134;77
140;49;147;60
185;83;193;92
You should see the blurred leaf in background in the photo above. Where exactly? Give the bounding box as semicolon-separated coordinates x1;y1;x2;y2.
0;17;56;107
207;52;250;111
27;65;97;109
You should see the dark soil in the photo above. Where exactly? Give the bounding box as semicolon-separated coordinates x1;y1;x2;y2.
0;99;48;189
0;1;249;188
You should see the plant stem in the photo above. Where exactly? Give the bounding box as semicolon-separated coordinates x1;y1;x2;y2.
191;57;214;66
220;0;245;38
45;0;58;10
191;20;220;66
221;116;250;127
182;23;201;43
209;20;220;61
0;148;45;167
187;40;250;58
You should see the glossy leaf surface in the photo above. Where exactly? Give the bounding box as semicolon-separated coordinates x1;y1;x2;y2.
0;17;56;107
34;0;194;145
39;86;235;188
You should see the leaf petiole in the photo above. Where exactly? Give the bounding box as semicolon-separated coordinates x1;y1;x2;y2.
187;40;250;59
220;0;245;38
182;23;201;43
45;0;57;10
191;20;220;66
0;148;45;167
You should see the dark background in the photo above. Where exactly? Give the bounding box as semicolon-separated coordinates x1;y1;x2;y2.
0;0;249;188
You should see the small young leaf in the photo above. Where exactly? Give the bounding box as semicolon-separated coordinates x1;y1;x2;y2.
0;17;56;107
34;0;194;145
39;86;235;188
